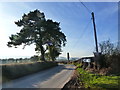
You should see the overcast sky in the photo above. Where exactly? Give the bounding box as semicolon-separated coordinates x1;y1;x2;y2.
0;1;118;59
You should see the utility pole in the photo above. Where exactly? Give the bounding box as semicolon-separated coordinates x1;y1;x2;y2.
91;12;101;70
91;12;99;53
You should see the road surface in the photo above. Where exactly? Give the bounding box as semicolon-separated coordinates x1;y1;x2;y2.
2;64;76;88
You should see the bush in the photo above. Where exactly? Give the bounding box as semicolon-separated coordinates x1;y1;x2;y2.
99;40;120;74
2;61;58;83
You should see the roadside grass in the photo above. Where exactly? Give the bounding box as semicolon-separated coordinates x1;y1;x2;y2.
77;68;119;89
2;61;58;83
76;63;82;68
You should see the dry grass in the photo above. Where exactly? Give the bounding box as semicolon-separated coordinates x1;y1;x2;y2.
2;61;58;83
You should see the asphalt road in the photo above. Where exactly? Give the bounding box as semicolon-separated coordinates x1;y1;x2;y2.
2;64;76;88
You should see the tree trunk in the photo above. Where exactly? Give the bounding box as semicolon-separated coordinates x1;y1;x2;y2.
40;45;45;61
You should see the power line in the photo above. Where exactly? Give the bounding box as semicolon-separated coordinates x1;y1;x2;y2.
79;0;92;13
68;2;93;54
79;19;92;39
71;19;92;50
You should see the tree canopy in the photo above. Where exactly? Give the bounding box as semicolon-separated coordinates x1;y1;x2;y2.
7;9;67;61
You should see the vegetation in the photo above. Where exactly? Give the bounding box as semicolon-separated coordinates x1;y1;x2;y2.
77;67;119;89
2;61;58;83
7;9;66;61
70;40;120;89
99;40;120;74
62;62;119;89
1;56;42;64
75;40;120;89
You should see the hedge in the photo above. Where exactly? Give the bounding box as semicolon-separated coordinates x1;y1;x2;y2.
2;61;58;83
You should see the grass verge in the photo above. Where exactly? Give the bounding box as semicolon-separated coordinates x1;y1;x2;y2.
2;61;58;83
77;67;120;89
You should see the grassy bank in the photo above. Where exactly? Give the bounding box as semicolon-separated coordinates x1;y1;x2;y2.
77;68;119;89
2;61;58;83
62;62;120;89
76;64;120;89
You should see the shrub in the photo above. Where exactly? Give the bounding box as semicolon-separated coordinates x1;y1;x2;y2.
99;40;120;74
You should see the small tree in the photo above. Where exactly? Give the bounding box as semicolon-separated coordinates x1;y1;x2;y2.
7;10;66;61
99;40;120;70
99;40;114;67
99;39;114;55
47;45;61;61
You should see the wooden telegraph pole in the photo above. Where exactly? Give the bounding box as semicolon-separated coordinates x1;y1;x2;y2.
91;12;99;53
91;12;101;69
79;1;100;69
79;1;99;53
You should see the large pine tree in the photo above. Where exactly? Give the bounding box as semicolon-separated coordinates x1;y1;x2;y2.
7;9;66;61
